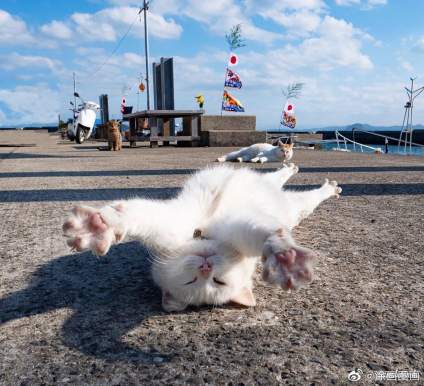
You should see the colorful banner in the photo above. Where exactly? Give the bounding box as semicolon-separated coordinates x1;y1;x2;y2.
281;111;296;128
225;68;242;89
222;90;245;112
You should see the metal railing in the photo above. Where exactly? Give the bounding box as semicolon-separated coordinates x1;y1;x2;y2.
352;128;424;154
335;130;381;153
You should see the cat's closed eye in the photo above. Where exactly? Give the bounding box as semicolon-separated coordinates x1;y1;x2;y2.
213;277;226;286
185;277;197;285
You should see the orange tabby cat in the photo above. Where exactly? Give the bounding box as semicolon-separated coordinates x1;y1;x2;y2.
107;120;122;151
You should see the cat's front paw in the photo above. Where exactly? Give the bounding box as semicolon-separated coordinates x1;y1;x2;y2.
63;204;126;256
286;162;299;174
216;156;226;163
322;178;342;198
261;230;317;290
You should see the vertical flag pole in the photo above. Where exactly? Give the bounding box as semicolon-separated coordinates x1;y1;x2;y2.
221;24;245;115
221;66;228;117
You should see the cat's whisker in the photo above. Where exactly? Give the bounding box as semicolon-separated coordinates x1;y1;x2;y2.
145;251;167;266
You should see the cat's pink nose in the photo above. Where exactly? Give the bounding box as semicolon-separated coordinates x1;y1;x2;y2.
199;261;212;278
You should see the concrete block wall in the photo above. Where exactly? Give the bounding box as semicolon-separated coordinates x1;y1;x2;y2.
199;115;264;146
200;115;256;132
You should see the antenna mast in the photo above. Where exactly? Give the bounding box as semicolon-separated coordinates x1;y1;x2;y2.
398;77;424;152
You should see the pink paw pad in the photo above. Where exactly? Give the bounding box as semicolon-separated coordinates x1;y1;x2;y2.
63;205;123;256
88;213;107;233
262;232;317;290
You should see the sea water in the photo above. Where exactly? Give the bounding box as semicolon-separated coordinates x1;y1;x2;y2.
320;142;424;156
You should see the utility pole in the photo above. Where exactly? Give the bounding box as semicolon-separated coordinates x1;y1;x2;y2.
73;72;77;110
140;1;150;111
72;72;77;121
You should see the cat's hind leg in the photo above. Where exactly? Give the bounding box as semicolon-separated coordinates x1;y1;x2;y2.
263;163;299;187
237;154;253;163
262;228;317;290
286;179;342;226
216;149;244;162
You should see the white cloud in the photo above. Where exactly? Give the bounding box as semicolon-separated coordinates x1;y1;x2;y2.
71;12;117;42
0;9;35;45
68;6;182;42
367;0;387;6
335;0;360;5
334;0;387;9
260;9;322;37
0;53;61;72
413;36;424;52
178;0;280;43
245;0;326;11
0;85;61;125
248;16;373;72
40;20;73;40
399;59;413;73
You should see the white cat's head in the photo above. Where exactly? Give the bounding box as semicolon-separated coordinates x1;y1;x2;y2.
277;141;294;161
151;239;257;312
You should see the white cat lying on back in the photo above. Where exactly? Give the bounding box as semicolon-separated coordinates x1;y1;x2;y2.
217;141;294;163
63;164;341;312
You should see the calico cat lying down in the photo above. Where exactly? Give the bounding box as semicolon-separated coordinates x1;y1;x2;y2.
217;141;294;163
63;164;341;312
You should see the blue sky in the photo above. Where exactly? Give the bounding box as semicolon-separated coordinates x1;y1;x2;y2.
1;0;424;129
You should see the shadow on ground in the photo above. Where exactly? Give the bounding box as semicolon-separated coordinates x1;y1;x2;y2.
0;152;109;160
0;242;172;363
1;165;424;178
1;183;424;203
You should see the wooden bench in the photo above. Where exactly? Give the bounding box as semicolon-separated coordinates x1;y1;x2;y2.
122;109;204;147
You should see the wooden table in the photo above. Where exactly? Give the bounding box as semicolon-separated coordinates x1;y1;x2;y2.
122;109;204;147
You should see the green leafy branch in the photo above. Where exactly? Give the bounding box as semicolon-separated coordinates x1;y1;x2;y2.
282;83;304;99
225;24;246;51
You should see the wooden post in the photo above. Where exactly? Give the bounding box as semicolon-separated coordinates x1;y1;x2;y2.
129;118;137;148
150;116;159;147
163;117;170;146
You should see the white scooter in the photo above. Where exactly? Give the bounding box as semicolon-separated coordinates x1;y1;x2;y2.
67;93;100;144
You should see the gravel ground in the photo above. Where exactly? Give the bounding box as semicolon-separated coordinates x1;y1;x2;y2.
0;130;423;385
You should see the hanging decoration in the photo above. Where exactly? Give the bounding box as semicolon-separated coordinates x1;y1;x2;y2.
221;24;246;114
281;101;296;129
280;83;304;129
138;82;145;92
120;96;126;114
228;53;239;66
222;90;245;112
225;68;242;89
195;94;205;108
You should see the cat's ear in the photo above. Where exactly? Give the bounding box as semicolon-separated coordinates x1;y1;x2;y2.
162;291;187;312
230;287;256;307
277;140;284;147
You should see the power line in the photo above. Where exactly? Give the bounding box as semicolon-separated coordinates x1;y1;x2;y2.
88;11;140;79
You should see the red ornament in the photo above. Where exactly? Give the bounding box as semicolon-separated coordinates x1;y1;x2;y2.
228;53;239;66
